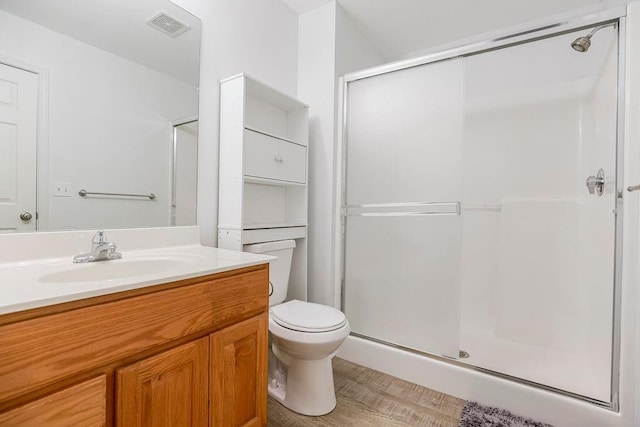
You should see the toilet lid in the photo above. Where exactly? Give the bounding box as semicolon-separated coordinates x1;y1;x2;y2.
271;300;346;333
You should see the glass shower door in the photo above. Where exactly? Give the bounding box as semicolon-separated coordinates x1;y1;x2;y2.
343;58;464;358
458;25;618;402
341;20;620;406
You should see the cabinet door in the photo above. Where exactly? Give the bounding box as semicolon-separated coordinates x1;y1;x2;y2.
210;314;267;427
278;141;306;184
244;130;279;180
116;338;208;427
0;375;106;426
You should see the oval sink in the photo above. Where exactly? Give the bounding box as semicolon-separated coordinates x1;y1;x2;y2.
39;258;188;283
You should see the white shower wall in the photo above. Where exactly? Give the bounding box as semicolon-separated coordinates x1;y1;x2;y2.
459;28;617;401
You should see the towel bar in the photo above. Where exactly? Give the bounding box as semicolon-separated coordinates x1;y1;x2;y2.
78;190;156;200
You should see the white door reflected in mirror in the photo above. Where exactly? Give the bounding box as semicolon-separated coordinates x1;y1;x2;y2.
0;63;37;233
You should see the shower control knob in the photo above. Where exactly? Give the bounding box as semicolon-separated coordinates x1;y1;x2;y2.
19;211;33;221
585;168;605;197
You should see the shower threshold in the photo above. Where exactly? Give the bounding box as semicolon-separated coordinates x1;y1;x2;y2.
349;332;614;410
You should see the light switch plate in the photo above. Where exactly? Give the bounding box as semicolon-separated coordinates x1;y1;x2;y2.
53;181;71;197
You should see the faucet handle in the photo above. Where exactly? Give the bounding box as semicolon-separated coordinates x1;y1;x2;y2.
92;230;108;244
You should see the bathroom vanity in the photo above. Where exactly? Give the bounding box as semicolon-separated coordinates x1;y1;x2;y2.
0;227;270;426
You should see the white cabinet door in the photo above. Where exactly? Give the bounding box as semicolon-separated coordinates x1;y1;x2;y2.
0;63;38;233
278;141;306;184
244;129;306;184
244;130;279;180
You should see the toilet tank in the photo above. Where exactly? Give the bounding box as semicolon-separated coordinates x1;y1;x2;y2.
243;240;296;306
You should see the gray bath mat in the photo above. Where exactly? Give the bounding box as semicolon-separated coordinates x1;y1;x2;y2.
459;401;553;427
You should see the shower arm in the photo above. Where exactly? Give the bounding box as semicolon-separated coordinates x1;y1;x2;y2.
586;25;608;39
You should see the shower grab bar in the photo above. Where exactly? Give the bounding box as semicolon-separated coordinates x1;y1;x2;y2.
348;211;459;217
78;189;156;200
345;201;457;209
344;201;461;216
343;202;504;215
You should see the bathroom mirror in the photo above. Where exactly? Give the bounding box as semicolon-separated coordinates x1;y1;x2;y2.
0;0;200;232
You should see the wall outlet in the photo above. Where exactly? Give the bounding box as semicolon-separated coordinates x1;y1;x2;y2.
53;181;71;197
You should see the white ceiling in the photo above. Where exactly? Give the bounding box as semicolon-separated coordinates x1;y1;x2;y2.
282;0;630;60
0;0;201;85
4;0;629;83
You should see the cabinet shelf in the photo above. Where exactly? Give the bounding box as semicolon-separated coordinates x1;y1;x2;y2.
244;126;306;147
242;227;306;245
244;175;307;187
243;222;308;230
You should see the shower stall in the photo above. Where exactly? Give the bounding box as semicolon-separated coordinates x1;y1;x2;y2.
338;9;628;413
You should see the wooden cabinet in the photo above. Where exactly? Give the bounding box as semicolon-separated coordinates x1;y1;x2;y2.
211;314;267;427
0;376;106;427
0;265;269;426
218;73;308;302
117;338;209;427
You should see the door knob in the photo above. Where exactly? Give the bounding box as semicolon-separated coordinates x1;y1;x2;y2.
20;211;33;221
585;168;605;197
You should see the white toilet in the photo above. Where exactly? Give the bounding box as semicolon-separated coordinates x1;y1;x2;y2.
244;240;350;416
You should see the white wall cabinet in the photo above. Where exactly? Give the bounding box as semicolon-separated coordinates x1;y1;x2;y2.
218;74;309;301
244;130;306;184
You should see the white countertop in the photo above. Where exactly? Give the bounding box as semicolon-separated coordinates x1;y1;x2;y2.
0;227;273;315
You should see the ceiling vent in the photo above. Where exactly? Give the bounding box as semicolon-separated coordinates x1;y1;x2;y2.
147;11;190;37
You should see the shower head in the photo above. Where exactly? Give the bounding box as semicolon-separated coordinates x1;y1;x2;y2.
571;35;592;52
571;25;609;53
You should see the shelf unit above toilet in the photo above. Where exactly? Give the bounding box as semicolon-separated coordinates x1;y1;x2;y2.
218;73;308;301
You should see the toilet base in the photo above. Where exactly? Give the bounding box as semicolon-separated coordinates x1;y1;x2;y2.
268;355;337;416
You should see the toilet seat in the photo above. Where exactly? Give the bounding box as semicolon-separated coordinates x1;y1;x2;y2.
271;300;346;333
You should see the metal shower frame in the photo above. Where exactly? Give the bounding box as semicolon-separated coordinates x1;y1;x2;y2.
336;6;627;411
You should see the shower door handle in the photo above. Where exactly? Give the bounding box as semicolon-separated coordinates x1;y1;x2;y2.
585;168;605;196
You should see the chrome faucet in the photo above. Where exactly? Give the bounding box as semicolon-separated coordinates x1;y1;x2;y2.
73;230;123;263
